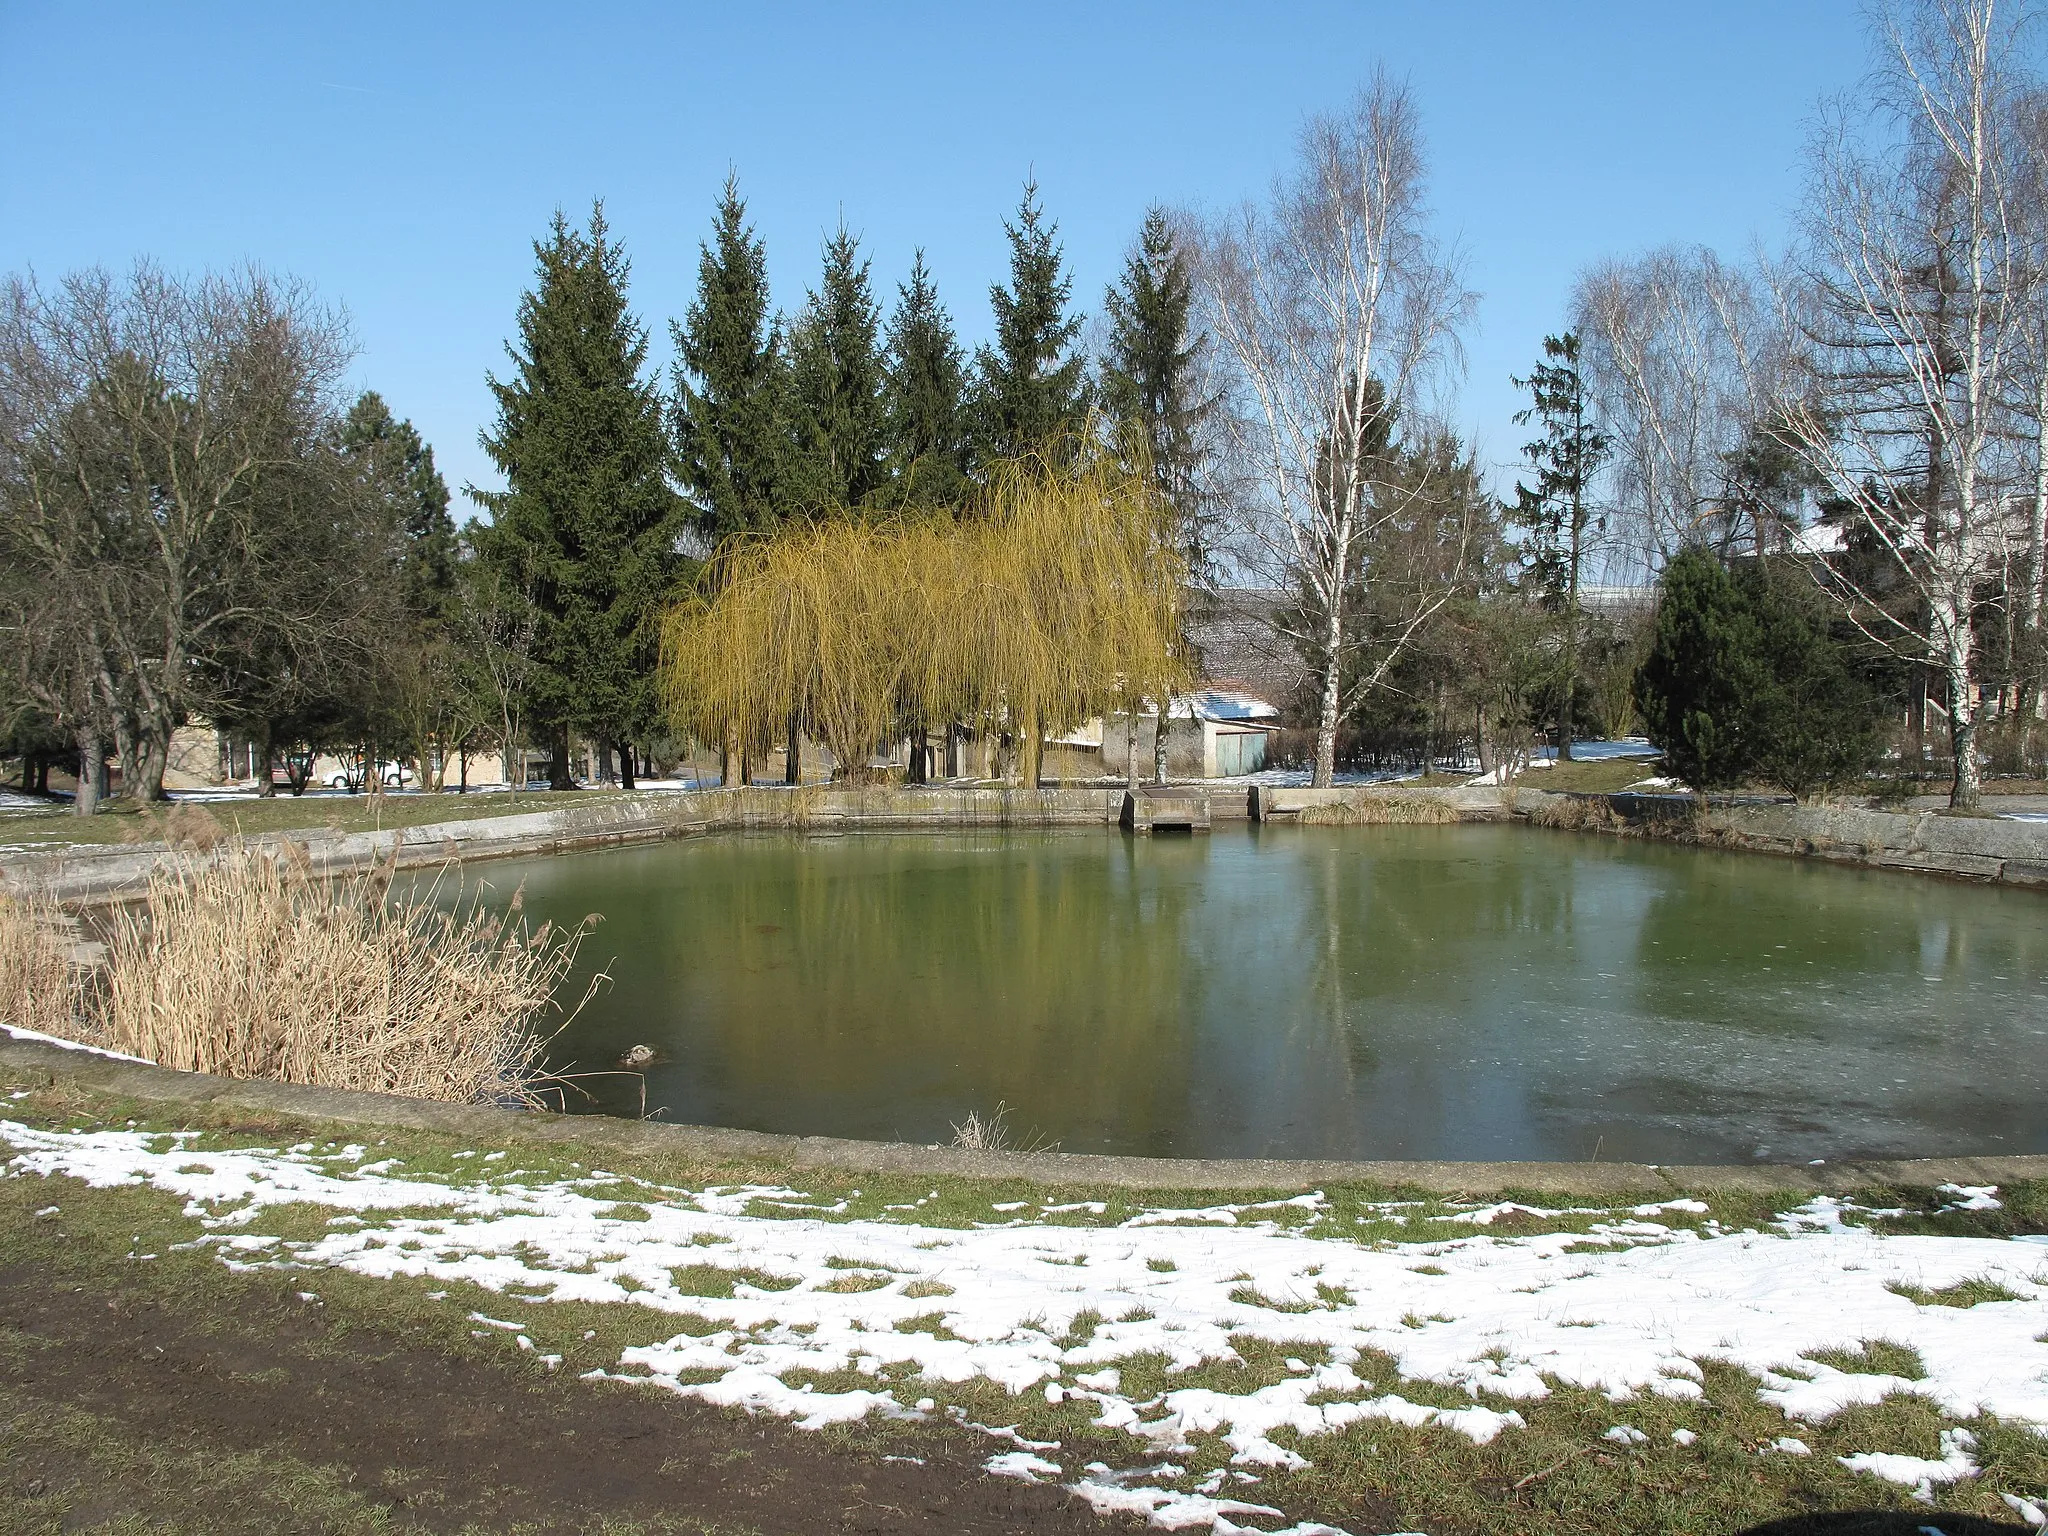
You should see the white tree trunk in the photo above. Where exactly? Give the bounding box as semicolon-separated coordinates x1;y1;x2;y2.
1314;569;1346;788
2030;354;2048;716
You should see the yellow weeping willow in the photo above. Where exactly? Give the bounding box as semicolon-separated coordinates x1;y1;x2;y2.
661;452;1190;784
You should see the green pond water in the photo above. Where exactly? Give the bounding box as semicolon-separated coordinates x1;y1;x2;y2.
475;824;2048;1164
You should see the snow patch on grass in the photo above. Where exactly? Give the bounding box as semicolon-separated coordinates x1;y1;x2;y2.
6;1119;2046;1535
1837;1426;1980;1502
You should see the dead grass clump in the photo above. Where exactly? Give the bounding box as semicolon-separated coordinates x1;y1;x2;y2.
0;893;88;1039
160;801;228;852
950;1104;1012;1152
1299;794;1461;826
98;845;597;1104
948;1102;1059;1154
1526;795;1622;833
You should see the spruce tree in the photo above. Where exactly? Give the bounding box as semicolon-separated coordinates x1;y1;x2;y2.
1636;549;1882;799
784;225;889;510
1741;562;1881;799
1103;208;1215;779
1511;331;1607;760
881;250;971;506
1103;208;1212;563
672;174;785;539
971;180;1090;464
473;203;682;789
339;391;455;625
1634;548;1768;792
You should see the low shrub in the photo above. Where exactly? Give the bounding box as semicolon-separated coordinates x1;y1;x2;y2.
1982;718;2048;780
93;844;596;1104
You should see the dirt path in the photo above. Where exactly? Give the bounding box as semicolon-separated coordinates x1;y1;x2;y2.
0;1257;1139;1535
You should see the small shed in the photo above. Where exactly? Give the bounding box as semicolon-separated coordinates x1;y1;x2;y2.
1101;687;1282;779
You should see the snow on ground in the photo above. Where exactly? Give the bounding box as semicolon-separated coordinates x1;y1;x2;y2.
1217;767;1421;789
1460;740;1669;787
0;1023;152;1065
1545;739;1663;762
4;1121;2045;1533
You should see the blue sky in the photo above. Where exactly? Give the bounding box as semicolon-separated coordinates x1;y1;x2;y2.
1;2;1869;508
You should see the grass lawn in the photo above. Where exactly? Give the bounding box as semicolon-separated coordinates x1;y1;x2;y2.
0;788;672;853
4;1065;2043;1536
1413;756;1670;796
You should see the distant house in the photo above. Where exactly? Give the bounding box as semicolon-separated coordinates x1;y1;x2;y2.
1189;589;1309;708
1102;687;1283;779
1578;584;1658;615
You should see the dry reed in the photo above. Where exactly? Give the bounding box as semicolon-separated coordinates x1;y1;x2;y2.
98;845;597;1104
0;894;87;1040
948;1101;1058;1155
1299;794;1463;826
1525;795;1623;833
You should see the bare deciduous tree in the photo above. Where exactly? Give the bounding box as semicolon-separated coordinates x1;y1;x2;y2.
0;264;356;810
2005;87;2048;715
457;554;541;794
1194;72;1476;786
1573;247;1788;574
1775;0;2031;808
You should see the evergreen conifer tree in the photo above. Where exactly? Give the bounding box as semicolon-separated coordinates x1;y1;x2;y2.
1635;548;1768;792
1636;549;1882;798
1104;208;1217;780
1741;562;1881;799
1103;208;1212;563
672;175;786;539
1511;331;1607;760
473;204;682;789
785;225;889;510
340;391;455;625
881;251;970;506
971;180;1090;463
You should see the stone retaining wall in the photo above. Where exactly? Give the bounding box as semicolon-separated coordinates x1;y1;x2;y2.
0;786;1129;906
1683;798;2048;886
10;779;2045;908
1248;784;1512;819
1248;781;2048;889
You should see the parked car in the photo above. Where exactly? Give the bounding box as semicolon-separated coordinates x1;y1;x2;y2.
325;759;415;791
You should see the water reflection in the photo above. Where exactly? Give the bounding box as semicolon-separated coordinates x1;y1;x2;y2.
473;825;2047;1162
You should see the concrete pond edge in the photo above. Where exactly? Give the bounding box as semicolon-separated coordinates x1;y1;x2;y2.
5;1034;2042;1200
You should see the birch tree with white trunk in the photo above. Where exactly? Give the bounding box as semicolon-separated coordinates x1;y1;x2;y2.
1775;0;2032;810
2006;87;2048;716
1194;73;1475;787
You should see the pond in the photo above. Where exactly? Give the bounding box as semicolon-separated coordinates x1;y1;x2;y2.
477;824;2048;1164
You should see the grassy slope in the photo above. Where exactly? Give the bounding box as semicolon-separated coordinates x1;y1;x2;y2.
3;1067;2042;1536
